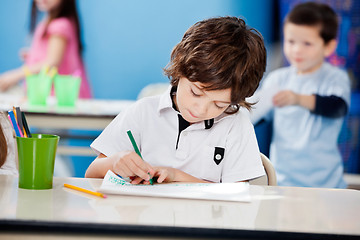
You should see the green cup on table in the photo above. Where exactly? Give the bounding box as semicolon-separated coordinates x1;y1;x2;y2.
54;75;81;107
16;134;60;190
26;74;53;106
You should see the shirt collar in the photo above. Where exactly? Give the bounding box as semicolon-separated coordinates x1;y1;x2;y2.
157;85;175;115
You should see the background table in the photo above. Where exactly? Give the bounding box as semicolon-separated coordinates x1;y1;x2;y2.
0;93;135;156
0;175;359;240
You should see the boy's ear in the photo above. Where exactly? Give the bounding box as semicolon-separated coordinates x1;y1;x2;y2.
324;39;337;57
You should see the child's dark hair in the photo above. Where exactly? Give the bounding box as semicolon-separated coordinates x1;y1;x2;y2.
285;2;338;44
0;123;7;168
30;0;83;53
164;16;267;112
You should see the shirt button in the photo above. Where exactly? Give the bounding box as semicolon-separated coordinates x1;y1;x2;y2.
215;154;222;160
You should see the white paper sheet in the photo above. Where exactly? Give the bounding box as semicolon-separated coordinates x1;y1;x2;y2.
98;170;251;202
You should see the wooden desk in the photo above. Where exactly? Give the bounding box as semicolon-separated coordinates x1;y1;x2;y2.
0;93;135;156
0;175;359;240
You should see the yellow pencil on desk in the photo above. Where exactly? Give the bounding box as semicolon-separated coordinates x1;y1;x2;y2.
64;183;107;198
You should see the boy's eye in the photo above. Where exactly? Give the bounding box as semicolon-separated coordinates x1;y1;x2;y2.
214;103;228;109
304;42;312;46
191;89;201;97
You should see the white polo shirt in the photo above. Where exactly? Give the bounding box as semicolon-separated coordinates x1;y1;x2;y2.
91;87;265;183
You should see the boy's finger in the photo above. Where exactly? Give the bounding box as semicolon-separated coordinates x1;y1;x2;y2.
146;165;156;177
113;160;133;178
127;158;151;181
155;170;167;183
130;176;144;185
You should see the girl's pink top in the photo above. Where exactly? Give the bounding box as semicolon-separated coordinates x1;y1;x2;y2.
26;17;92;98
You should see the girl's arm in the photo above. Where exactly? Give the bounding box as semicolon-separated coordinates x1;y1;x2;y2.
0;35;66;91
0;68;26;91
45;34;67;67
27;34;67;73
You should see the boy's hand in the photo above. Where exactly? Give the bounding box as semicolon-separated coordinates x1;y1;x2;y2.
152;167;177;183
273;90;299;107
111;151;154;183
129;167;177;184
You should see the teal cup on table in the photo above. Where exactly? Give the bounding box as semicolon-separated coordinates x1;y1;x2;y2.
26;74;53;106
54;75;81;107
16;134;60;190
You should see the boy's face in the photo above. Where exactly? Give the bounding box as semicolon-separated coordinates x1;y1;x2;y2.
283;23;332;74
174;77;231;123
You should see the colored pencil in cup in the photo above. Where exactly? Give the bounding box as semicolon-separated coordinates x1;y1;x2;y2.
8;110;23;137
21;112;32;138
15;107;25;137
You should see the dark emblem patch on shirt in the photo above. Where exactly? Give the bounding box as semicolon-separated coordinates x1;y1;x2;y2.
213;147;225;165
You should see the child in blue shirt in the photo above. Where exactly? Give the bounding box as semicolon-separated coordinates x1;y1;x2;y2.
249;2;350;188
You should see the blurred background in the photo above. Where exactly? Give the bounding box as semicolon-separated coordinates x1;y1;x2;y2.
0;0;359;177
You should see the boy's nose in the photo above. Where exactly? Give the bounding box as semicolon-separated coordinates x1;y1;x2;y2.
293;43;302;53
195;101;208;116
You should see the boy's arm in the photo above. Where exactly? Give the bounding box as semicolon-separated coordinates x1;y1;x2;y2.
297;94;316;111
273;90;348;118
152;167;211;184
86;154;214;183
273;90;316;110
85;151;154;181
85;153;114;178
312;95;348;118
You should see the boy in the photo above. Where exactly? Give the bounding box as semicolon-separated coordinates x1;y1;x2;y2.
249;2;350;188
85;17;267;184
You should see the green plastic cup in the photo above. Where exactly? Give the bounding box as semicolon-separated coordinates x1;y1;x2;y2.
16;134;60;190
26;75;53;106
54;75;81;107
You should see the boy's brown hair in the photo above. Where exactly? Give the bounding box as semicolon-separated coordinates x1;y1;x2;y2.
285;2;338;44
164;16;267;112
